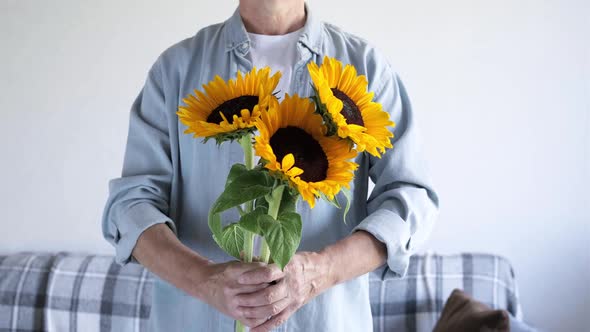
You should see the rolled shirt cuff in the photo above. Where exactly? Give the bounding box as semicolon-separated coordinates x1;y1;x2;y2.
115;202;177;265
351;208;411;277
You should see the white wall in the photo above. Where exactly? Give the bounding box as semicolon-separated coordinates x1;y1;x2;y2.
1;0;588;330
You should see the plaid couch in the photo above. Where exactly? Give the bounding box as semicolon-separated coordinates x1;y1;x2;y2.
0;252;523;332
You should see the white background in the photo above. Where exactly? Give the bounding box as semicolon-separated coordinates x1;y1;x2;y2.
1;0;588;330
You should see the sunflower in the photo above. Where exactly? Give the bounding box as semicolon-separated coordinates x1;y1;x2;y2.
307;56;395;157
254;94;358;208
177;67;281;142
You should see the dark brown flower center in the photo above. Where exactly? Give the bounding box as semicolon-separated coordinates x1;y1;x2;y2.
206;95;259;124
270;126;328;183
331;88;364;126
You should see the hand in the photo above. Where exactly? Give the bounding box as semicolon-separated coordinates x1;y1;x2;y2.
191;261;286;327
235;252;332;332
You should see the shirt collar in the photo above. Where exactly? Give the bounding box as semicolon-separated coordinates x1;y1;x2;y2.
224;2;322;55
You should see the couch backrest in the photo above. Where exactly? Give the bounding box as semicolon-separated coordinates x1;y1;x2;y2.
0;252;521;332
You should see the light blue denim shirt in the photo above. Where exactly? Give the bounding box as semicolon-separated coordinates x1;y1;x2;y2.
102;4;439;331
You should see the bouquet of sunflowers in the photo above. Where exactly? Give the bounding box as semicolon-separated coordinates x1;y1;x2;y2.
177;56;394;331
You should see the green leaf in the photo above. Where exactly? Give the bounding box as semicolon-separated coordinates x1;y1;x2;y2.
319;192;341;209
239;206;270;235
317;189;352;224
208;208;223;245
211;169;274;214
340;187;352;224
277;188;298;216
202;127;256;145
219;223;245;259
260;212;302;270
225;164;247;189
254;197;267;210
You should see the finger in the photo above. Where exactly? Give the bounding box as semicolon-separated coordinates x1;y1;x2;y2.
238;264;285;285
228;261;267;276
240;317;268;328
231;282;270;295
250;306;294;332
236;279;288;306
240;297;290;319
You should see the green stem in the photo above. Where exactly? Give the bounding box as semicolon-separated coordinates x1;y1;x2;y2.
261;185;284;263
239;133;255;215
268;185;284;220
239;133;256;264
260;238;271;264
237;134;255;332
239;133;254;170
236;321;245;332
243;231;254;263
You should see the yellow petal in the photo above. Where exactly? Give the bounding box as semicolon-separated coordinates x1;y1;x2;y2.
282;153;295;171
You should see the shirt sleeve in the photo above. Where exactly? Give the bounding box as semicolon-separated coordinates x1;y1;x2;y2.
101;58;177;265
352;64;440;277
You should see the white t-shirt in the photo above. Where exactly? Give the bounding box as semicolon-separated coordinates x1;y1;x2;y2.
247;27;304;100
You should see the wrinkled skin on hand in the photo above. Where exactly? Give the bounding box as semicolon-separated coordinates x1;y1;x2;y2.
195;260;285;328
235;252;329;332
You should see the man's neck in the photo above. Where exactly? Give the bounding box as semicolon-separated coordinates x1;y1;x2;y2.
239;0;306;35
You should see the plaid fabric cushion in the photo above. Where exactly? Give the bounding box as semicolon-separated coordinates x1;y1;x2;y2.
369;253;522;332
0;253;56;332
0;252;522;332
45;253;152;332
